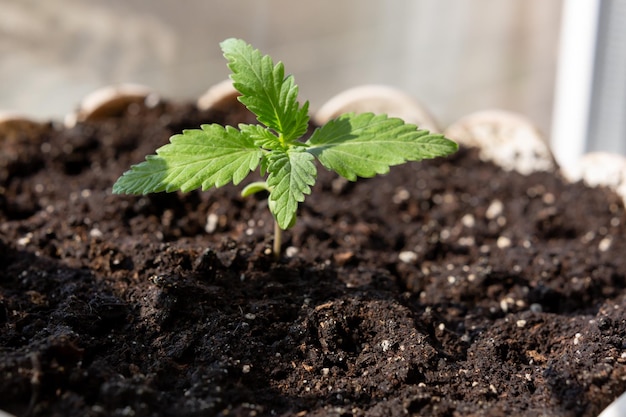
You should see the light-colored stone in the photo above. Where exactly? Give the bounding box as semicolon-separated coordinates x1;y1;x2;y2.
66;83;157;127
562;152;626;206
197;79;241;112
445;110;556;175
314;85;440;132
0;112;46;139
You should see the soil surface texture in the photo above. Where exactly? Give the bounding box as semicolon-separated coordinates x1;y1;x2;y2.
1;100;626;417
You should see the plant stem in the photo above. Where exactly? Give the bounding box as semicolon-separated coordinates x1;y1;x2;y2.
273;219;282;260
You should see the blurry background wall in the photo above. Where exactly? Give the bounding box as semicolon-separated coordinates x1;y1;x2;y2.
1;0;561;138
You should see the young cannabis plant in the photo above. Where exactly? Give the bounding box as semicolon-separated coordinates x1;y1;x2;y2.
113;38;458;257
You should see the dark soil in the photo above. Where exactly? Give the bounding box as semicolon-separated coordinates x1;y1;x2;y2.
1;99;626;417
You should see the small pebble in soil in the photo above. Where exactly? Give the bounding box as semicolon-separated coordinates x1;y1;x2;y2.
334;251;354;265
17;233;33;246
486;199;504;219
381;340;392;352
205;213;219;233
285;246;299;257
398;251;417;264
497;236;512;249
542;192;555;204
598;236;612;252
392;187;410;204
574;333;582;345
331;177;349;194
461;213;475;228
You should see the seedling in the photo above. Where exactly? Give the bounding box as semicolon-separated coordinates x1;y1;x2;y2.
113;38;458;258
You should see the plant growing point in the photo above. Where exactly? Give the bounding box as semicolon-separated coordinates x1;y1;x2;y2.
113;38;459;258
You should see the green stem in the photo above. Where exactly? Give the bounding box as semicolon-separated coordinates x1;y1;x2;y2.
273;219;282;260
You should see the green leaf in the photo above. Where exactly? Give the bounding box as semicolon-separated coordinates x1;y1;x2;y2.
306;113;458;180
266;149;317;229
112;124;263;194
239;124;280;150
221;38;310;142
